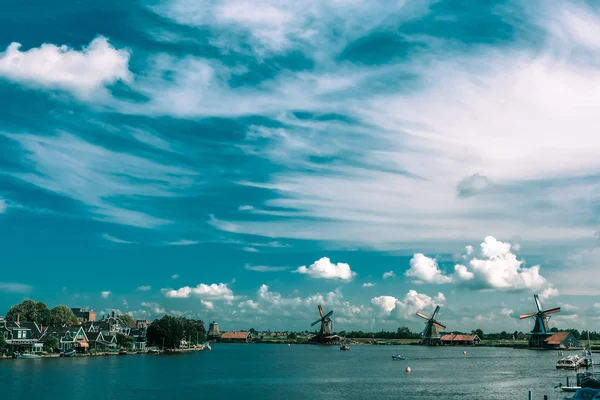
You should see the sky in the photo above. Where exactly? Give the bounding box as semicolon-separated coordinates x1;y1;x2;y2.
1;0;600;334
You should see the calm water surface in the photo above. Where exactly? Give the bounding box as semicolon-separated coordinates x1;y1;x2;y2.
0;344;584;399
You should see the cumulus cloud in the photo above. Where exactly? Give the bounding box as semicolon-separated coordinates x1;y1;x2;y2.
294;257;356;281
371;290;446;319
201;300;214;310
137;285;152;292
164;283;234;301
382;271;396;280
0;36;131;96
538;287;559;301
405;254;452;284
101;291;111;299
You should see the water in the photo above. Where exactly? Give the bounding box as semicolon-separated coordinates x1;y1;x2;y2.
0;344;584;399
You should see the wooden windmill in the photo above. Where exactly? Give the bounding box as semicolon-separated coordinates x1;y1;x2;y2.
519;294;560;348
416;305;446;345
309;304;338;344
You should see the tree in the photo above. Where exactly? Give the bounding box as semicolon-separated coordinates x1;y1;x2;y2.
147;315;185;349
43;336;59;353
473;329;484;339
119;314;136;328
5;300;51;325
49;306;78;326
288;332;297;339
116;333;134;350
0;335;7;354
249;328;258;335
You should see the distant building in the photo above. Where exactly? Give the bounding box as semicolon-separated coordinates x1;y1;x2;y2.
207;321;221;340
220;331;252;343
441;334;481;346
543;332;581;350
136;319;150;329
71;308;97;323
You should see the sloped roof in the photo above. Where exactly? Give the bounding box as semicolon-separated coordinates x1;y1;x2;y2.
545;331;576;345
454;334;479;341
221;331;251;339
441;334;454;341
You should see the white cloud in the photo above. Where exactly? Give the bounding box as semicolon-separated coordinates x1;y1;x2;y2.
164;283;234;301
245;264;289;272
137;285;152;292
171;274;180;280
0;36;131;96
371;290;446;319
382;271;396;280
0;282;32;294
201;300;214;310
243;246;259;253
456;173;492;197
538;287;559;301
0;199;6;214
164;239;199;246
101;233;132;244
294;257;356;281
500;308;513;317
362;282;376;287
101;291;111;299
405;254;452;284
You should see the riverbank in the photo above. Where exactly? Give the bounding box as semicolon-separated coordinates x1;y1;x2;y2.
0;347;205;359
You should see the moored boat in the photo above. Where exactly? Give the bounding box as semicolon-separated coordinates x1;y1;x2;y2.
392;354;407;360
61;350;76;357
340;345;350;351
558;355;586;370
118;349;128;355
16;352;43;359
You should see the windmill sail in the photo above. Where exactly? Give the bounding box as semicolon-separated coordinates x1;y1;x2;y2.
415;305;446;345
520;294;561;348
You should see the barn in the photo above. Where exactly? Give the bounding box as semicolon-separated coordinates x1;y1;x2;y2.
543;332;581;350
220;331;252;343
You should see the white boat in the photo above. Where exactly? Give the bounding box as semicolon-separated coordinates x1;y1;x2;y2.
17;352;43;359
392;354;407;360
558;355;585;370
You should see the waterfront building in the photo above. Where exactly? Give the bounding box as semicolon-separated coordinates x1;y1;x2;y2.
415;305;446;346
440;334;481;346
543;332;581;349
220;331;252;343
0;320;38;352
207;321;222;340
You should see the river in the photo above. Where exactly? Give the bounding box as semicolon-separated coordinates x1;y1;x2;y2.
0;344;586;399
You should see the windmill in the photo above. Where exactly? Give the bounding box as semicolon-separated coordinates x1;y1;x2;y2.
519;294;561;348
309;305;338;344
416;305;446;345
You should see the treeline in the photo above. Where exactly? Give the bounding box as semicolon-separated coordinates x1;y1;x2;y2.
146;315;206;349
337;326;422;339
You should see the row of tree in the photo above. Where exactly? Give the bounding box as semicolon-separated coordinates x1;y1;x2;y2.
3;300;138;328
146;315;206;349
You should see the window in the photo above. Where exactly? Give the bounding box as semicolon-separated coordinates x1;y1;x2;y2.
17;330;23;339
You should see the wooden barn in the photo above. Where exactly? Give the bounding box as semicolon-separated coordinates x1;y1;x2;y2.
543;332;581;350
440;334;481;346
220;331;252;343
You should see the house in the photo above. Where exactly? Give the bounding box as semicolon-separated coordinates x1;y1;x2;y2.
129;328;147;351
43;326;90;353
220;331;253;343
94;332;118;352
544;332;581;350
440;334;481;346
0;320;37;352
71;308;97;323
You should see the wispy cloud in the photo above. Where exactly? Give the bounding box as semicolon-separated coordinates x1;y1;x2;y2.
137;285;152;292
245;264;289;272
164;239;199;246
101;291;111;299
0;199;6;214
0;282;32;294
171;274;180;280
382;271;396;280
101;233;133;244
362;282;376;287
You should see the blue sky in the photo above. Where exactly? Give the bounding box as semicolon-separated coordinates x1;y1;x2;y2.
1;0;600;333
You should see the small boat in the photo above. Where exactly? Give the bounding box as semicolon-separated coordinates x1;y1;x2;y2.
340;345;350;351
558;355;586;370
60;350;76;357
118;349;128;355
16;352;43;359
392;354;407;360
148;349;161;354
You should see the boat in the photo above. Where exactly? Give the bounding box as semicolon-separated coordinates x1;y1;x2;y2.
118;349;128;355
148;349;161;354
558;355;586;370
60;349;76;357
392;354;407;360
340;345;350;351
16;352;43;359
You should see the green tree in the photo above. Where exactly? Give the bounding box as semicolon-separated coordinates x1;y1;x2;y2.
147;315;185;349
249;328;258;335
119;314;136;328
550;327;559;333
116;333;134;350
473;329;484;339
5;300;51;325
182;318;206;345
288;332;297;339
49;306;78;326
0;335;7;354
43;336;59;353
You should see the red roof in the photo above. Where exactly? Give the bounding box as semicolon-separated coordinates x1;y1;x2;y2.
221;331;251;339
441;334;454;341
545;332;571;345
453;334;479;341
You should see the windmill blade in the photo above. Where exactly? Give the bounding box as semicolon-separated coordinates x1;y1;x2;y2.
534;294;542;312
542;307;561;316
519;312;537;319
311;319;322;327
323;310;333;319
318;304;324;318
416;312;430;321
431;305;440;320
433;321;446;330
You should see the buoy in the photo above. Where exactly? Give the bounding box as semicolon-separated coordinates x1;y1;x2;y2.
405;367;411;373
463;351;467;355
288;344;291;346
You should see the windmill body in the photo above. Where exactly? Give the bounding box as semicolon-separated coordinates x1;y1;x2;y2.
415;305;446;346
519;294;561;349
309;305;340;345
